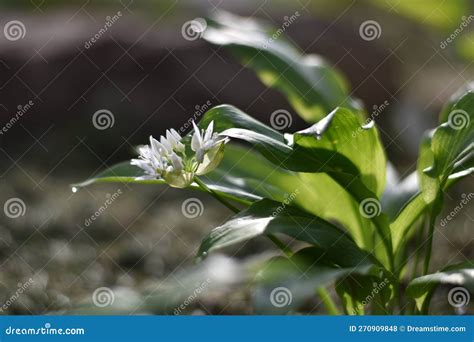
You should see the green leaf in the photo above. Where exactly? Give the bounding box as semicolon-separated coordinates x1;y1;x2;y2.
200;104;284;142
392;85;474;252
72;161;167;188
203;12;359;122
197;199;371;263
202;105;393;264
253;247;383;313
72;146;282;205
381;167;419;220
390;193;426;252
294;107;386;196
407;261;474;312
202;143;293;202
422;87;474;198
336;274;392;315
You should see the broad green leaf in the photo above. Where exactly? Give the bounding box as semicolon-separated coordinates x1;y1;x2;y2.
407;261;474;312
203;12;359;122
293;173;374;249
392;85;474;251
204;136;374;249
253;247;382;314
72;161;167;188
197;199;371;263
294;107;386;196
391;193;426;252
202;143;293;202
381;167;419;220
422;87;474;197
202;105;393;262
439;83;474;122
200;105;284;142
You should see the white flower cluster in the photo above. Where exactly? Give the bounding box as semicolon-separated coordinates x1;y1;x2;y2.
131;121;228;188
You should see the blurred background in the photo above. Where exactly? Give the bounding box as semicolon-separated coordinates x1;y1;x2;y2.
0;0;472;314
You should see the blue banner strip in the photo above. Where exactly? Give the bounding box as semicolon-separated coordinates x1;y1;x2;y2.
0;316;473;341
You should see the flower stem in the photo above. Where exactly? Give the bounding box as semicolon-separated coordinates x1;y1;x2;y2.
267;234;293;258
194;176;240;213
423;208;437;275
317;288;340;315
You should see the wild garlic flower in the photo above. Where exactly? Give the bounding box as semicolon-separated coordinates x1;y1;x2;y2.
131;122;228;188
191;121;229;175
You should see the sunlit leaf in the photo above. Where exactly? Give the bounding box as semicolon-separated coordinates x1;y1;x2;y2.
197;199;371;263
407;261;474;312
203;12;359;122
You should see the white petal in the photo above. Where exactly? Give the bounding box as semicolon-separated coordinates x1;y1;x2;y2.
160;136;173;154
204;120;214;142
175;141;185;153
195;148;205;163
170;128;182;141
191;121;203;151
170;152;184;171
149;136;164;156
138;145;151;159
131;159;156;175
166;129;178;147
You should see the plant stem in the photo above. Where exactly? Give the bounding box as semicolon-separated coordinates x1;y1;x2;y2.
411;215;427;280
422;208;437;275
317;288;340;315
194;177;240;213
267;234;293;258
